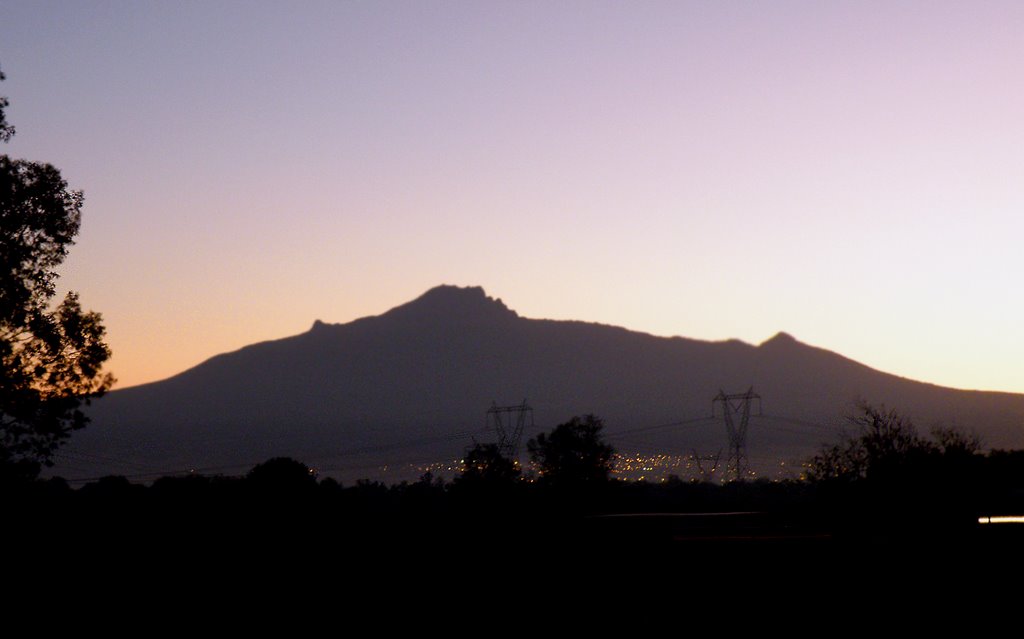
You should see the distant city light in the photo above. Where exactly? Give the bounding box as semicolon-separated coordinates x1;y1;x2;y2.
400;451;795;483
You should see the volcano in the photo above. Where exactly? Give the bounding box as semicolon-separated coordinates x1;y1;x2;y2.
57;285;1024;483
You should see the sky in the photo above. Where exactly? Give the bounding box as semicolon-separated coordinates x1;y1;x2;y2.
2;1;1023;393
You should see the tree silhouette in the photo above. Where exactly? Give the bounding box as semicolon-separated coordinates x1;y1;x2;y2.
527;414;615;486
246;457;317;491
0;65;114;481
456;443;520;486
802;402;988;537
804;403;928;482
803;402;982;483
0;68;12;143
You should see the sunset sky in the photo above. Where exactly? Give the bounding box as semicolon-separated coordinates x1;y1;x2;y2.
2;1;1023;392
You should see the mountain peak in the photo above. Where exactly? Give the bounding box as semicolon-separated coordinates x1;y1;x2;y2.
383;284;518;323
759;332;799;348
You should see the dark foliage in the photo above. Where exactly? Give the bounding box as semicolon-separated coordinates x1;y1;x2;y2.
0;64;113;480
246;456;317;491
527;414;615;486
803;402;982;483
801;402;994;538
455;442;520;486
5;445;1024;582
0;68;11;143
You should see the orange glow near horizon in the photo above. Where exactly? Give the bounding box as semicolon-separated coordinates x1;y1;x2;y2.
4;2;1024;393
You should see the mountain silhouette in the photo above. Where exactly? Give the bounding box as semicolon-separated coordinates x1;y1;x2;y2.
58;284;1024;483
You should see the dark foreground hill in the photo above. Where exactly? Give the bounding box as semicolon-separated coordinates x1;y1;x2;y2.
56;285;1024;483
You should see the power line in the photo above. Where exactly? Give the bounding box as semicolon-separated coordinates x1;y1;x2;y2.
604;415;716;440
758;413;832;431
58;400;842;484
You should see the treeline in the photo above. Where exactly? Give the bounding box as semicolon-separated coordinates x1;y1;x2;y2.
15;446;1024;520
6;406;1024;556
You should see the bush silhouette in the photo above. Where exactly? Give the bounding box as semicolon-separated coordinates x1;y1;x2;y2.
527;414;615;486
246;457;317;493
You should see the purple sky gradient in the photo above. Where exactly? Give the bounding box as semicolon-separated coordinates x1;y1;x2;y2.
2;1;1023;391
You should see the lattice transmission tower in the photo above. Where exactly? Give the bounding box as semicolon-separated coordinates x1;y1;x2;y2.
690;448;723;483
486;399;533;462
711;387;761;482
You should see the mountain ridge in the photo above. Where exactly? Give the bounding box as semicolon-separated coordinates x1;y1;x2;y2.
59;284;1024;483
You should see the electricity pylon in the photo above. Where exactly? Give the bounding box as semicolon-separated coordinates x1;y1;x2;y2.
711;387;761;482
486;399;533;462
690;448;722;483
